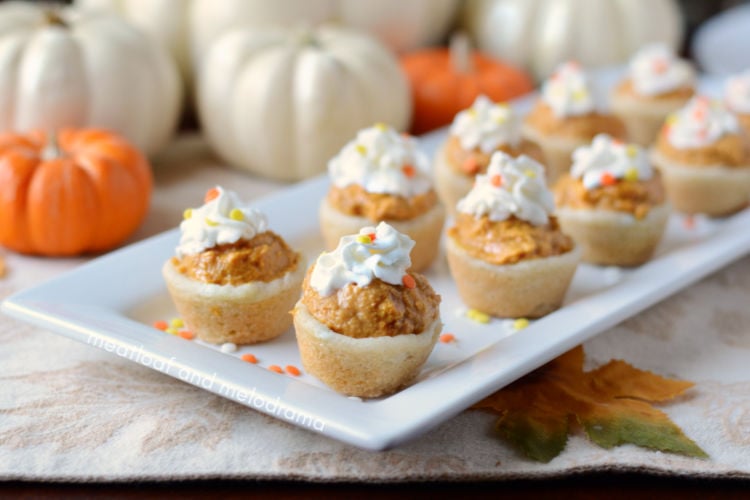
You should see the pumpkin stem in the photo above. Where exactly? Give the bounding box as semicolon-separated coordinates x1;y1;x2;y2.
41;131;62;161
449;32;474;74
42;10;68;28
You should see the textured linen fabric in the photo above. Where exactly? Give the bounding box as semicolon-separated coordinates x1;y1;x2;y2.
1;135;748;481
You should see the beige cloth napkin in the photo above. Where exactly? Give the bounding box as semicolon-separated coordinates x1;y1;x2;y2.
1;135;749;481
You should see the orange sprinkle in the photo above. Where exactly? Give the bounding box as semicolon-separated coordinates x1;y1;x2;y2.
285;365;301;376
402;164;416;178
402;274;416;289
652;59;668;73
179;330;195;340
368;232;376;242
241;353;258;364
269;364;283;374
153;320;168;331
440;333;456;344
683;215;695;230
462;157;479;175
204;187;220;203
401;132;411;138
490;174;503;187
600;173;617;186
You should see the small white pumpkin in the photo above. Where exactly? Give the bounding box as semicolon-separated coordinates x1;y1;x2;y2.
0;1;181;155
189;0;460;71
462;0;684;80
198;25;411;181
77;0;191;88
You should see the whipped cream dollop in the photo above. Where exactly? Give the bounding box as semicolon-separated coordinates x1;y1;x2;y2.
725;70;750;115
310;222;414;297
176;186;267;257
328;124;431;198
456;152;555;226
571;134;653;190
629;43;694;96
541;61;595;118
666;96;740;149
450;95;518;153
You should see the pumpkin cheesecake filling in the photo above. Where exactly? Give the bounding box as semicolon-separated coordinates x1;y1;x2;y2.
615;79;694;101
172;231;299;285
449;214;573;265
327;184;438;221
656;132;747;167
301;267;440;339
555;174;666;220
525;102;625;139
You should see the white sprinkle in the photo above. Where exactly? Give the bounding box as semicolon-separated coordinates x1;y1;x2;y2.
348;396;363;402
220;342;237;353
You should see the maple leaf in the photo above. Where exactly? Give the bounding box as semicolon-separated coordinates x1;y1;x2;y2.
473;346;707;462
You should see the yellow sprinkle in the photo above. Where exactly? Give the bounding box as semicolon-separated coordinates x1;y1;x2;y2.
165;328;178;335
374;122;388;131
205;218;218;227
355;144;367;155
467;108;477;117
495;115;507;125
666;114;678;125
467;309;490;324
624;167;639;182
356;234;372;244
170;318;184;328
183;208;193;220
572;89;588;101
524;169;537;179
513;318;530;330
626;144;638;158
229;208;244;221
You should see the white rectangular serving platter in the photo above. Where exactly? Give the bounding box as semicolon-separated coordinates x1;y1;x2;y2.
4;70;748;450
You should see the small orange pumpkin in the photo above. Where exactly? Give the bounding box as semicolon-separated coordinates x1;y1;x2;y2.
400;33;534;134
0;129;153;256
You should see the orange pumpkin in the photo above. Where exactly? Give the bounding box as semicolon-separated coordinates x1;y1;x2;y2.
0;129;153;256
400;33;534;134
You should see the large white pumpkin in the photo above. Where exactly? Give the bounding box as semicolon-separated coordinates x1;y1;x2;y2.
198;26;411;181
462;0;684;80
0;2;181;155
189;0;460;71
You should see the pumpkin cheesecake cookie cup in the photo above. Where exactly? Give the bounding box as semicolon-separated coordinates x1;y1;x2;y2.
163;187;305;344
651;96;750;216
611;43;695;146
320;123;445;272
521;61;625;183
555;134;669;266
434;95;542;212
293;222;442;398
446;152;579;318
725;70;750;137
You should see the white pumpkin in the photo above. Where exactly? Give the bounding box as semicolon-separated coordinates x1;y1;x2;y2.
189;0;460;71
198;26;411;181
77;0;191;87
462;0;684;80
0;2;181;155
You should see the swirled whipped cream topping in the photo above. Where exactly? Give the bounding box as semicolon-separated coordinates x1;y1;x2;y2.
629;43;694;96
310;222;415;297
571;134;653;190
542;61;595;118
457;152;555;226
666;96;740;149
328;123;431;198
450;95;518;153
725;70;750;115
176;186;267;257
